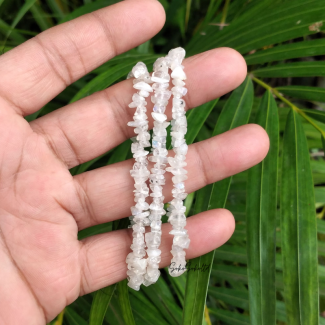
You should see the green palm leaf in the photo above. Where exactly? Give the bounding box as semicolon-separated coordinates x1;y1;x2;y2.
246;90;279;325
281;110;319;324
253;61;325;78
182;77;253;325
245;38;325;65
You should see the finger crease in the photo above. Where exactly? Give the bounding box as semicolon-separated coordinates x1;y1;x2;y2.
66;34;87;77
91;11;118;58
78;241;93;295
57;117;82;166
34;36;71;88
194;143;211;186
73;176;99;229
33;124;67;167
103;89;131;141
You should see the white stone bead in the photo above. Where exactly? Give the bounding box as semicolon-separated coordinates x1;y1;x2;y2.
145;232;161;246
152;82;169;90
143;271;160;286
127;282;141;291
172;79;185;87
152;112;167;122
170;131;185;139
152;90;172;101
151;71;170;83
153;57;168;72
173;97;186;108
173;235;190;248
175;143;188;155
172;86;187;96
133;93;146;103
132;62;149;78
167;47;186;66
146;248;161;257
170;229;187;236
138;90;150;97
171;66;187;80
133;81;153;92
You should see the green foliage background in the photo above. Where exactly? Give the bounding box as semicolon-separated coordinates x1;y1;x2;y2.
1;0;325;324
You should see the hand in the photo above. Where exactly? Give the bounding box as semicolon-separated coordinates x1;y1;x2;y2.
0;0;269;323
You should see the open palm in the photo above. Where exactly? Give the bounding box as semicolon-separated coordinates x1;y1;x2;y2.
0;0;269;324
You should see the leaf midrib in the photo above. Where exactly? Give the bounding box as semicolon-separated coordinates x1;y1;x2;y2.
293;112;303;324
188;256;203;325
258;91;271;325
277;87;325;94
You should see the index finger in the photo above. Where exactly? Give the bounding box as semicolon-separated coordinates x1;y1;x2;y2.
0;0;165;116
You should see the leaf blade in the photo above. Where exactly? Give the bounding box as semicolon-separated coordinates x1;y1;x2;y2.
116;280;136;325
281;109;319;324
246;90;279;325
276;86;325;103
89;285;116;325
182;77;254;325
253;61;325;78
188;0;325;55
245;38;325;65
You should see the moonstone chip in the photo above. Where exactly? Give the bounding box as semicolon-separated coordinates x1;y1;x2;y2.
173;235;190;249
153;90;172;101
133;81;153;92
143;271;160;286
172;86;188;96
146;248;161;257
170;131;185;139
153;57;168;72
167;47;186;65
127;282;140;291
152;82;169;90
153;105;166;114
173;97;186;108
152;112;167;122
172;79;185;87
147;267;160;278
133;224;145;232
132;62;148;78
145;232;161;246
176;143;188;155
169;229;187;235
132;93;146;102
151;71;170;83
138;90;149;97
171;66;187;80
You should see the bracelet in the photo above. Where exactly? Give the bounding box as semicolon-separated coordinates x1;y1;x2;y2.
143;56;172;286
126;62;153;291
126;48;189;290
166;48;190;277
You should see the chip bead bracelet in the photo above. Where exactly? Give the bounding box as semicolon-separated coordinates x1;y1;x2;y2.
165;47;190;277
142;56;172;286
125;62;153;291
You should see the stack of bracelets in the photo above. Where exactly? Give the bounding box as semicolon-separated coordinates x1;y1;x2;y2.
126;47;190;291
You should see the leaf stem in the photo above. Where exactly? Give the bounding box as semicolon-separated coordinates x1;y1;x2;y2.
251;76;325;137
219;0;230;29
